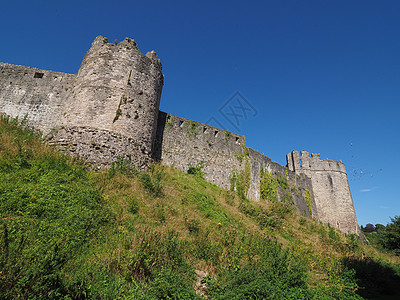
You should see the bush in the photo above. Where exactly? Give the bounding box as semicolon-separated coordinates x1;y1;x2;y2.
208;236;313;299
187;161;205;179
139;166;163;197
108;155;137;178
146;268;200;299
378;216;400;255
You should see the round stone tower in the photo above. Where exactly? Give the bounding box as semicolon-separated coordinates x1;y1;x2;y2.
49;36;164;168
287;150;364;238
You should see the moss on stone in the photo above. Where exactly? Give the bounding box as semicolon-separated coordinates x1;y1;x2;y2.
186;120;199;140
224;130;231;142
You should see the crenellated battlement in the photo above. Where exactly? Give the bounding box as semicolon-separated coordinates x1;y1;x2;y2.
287;150;346;174
164;113;246;147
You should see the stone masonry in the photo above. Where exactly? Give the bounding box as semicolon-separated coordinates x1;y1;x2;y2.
0;36;362;235
287;150;363;235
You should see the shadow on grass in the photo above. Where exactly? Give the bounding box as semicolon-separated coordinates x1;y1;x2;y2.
343;257;400;300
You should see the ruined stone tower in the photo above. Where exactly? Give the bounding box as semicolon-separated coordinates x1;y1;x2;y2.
48;36;164;167
287;150;362;235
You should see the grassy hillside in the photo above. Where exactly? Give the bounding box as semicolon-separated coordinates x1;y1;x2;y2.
1;115;400;299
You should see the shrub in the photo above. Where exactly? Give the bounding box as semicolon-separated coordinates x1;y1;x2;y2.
108;155;137;178
328;225;340;241
239;201;284;229
208;236;313;299
139;166;163;197
187;161;205;178
146;268;199;299
378;216;400;255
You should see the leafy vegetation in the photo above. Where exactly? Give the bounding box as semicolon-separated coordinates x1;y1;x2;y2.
1;115;400;299
230;146;251;200
224;130;231;142
187;161;206;179
363;217;400;256
166;115;175;130
186;120;199;140
230;159;251;200
234;145;249;164
260;168;278;202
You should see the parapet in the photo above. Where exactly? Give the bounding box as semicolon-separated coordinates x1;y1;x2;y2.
287;150;346;174
163;113;246;146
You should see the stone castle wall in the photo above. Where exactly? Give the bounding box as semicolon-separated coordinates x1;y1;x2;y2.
155;112;245;189
155;112;315;218
0;36;361;235
248;149;316;218
0;63;74;134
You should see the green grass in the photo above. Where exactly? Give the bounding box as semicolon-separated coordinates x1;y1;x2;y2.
1;115;400;299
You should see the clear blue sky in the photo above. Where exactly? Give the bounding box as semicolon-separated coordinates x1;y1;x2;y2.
1;0;399;227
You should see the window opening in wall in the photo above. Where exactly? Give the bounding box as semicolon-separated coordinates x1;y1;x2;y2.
203;127;207;133
235;137;239;144
214;130;219;137
299;160;302;167
179;120;184;127
34;72;44;78
309;163;311;168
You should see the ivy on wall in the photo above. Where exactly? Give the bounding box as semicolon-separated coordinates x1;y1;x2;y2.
260;168;278;202
231;147;251;199
234;145;249;164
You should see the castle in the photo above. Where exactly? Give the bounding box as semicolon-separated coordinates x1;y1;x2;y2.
0;36;363;236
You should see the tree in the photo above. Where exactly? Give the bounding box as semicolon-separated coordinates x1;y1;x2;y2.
375;224;386;232
379;216;400;255
363;223;376;233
